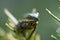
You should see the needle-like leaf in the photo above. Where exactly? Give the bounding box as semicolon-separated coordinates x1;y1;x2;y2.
46;8;60;22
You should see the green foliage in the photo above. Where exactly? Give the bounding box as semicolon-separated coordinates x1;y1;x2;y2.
46;8;60;40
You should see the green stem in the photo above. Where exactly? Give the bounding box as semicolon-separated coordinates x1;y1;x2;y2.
46;8;60;22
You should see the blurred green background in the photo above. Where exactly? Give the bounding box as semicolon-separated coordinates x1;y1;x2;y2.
0;0;60;40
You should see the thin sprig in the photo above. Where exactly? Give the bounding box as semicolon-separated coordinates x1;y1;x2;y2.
46;8;60;22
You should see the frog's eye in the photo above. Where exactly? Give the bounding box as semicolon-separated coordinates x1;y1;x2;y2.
27;12;39;18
